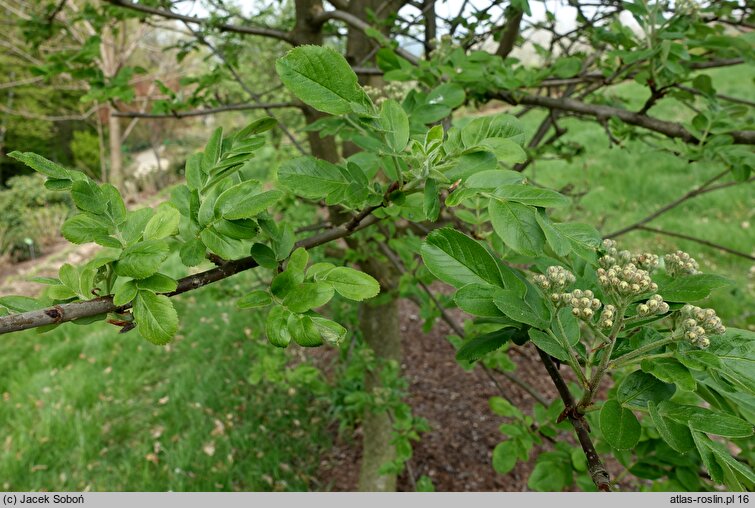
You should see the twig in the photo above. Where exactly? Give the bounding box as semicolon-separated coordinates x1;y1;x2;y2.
113;102;300;118
634;226;755;261
606;173;753;238
535;348;612;492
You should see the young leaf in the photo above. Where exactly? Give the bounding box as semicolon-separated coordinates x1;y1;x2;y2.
660;274;731;302
266;305;292;348
420;228;503;289
380;99;409;153
310;316;347;345
250;243;278;269
113;279;138;307
237;290;272;309
423;179;440;221
202;127;223;172
180;238;206;267
528;329;567;361
492;440;518;475
114;240;170;279
136;274;178;293
283;282;335;313
647;401;695;453
275;45;372;115
61;214;111;245
288;314;324;348
323;267;380;301
218;188;282;220
8;151;71;179
143;206;180;240
71;179;106;214
133;291;178;345
599;399;641;450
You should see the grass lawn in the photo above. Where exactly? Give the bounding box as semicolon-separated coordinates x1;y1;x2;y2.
0;264;331;491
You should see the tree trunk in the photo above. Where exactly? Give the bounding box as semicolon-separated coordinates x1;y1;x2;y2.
356;258;402;492
107;106;123;190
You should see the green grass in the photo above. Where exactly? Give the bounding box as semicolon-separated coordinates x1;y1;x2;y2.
0;265;331;491
518;64;754;328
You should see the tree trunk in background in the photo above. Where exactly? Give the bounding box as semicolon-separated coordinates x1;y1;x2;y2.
357;258;401;492
344;0;408;491
107;107;123;190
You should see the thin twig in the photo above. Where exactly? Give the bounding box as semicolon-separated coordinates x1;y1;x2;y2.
634;226;755;261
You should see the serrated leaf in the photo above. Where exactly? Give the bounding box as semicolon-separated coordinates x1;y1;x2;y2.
599;399;641;450
311;316;347;345
114;240;170;279
71;179;106;214
8;151;71;179
647;400;695;453
420;228;503;289
617;370;675;408
660;274;732;302
275;45;372;115
237;290;272;309
423;178;440;221
133;291;178;345
180;238;206;267
323;267;380;301
454;283;505;317
278;156;349;200
218;188;282;220
136;274;178;293
202;127;223;172
528;329;567;361
489;200;544;256
283;282;335;313
61;214;110;244
641;358;696;392
456;328;514;362
380;99;409;153
144;206;180;240
496;290;550;329
113;279;138;307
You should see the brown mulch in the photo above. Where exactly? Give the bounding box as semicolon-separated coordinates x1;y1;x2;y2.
316;298;572;492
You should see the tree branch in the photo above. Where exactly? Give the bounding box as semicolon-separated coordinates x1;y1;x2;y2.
113;102;301;118
535;347;612;492
606;174;754;238
103;0;297;44
496;92;755;145
313;10;420;65
632;226;755;261
496;7;523;58
0;211;383;336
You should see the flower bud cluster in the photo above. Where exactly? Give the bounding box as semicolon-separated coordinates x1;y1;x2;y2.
632;253;660;271
534;266;576;293
598;305;616;329
563;289;602;320
677;305;726;349
597;263;658;297
636;294;670;317
664;250;699;277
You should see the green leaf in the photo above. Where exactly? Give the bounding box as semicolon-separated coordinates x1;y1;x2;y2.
660;274;732;302
120;208;153;245
459;114;526;149
71;179;106;214
489;200;544;256
423;178;440;221
283;282;335;313
212;180;261;216
599;399;641;450
287;314;324;348
617;370;675;408
278;156;349;200
535;211;571;257
185;153;205;191
180;238;206;267
114;240;170;279
478;138;527;164
236;117;277;138
287;247;309;275
691;431;725;484
0;296;45;313
647;401;695;453
456;328;514;362
103;184;127;226
58;263;80;296
528;329;567;361
237;290;272;309
218;187;282;220
133;291;178;345
527;455;572;491
420;228;503;289
250;243;278;269
310;316;347;345
688;414;753;438
323;267;380;301
454;283;505;317
8;151;71;179
200;227;247;260
492;440;518;475
495;290;551;329
553;222;602;262
202;127;223;171
427;83;466;109
61;214;110;244
492;185;569;208
136;274;178;293
113;279;138;307
380;99;409;153
275;45;372;115
641;358;696;392
490;396;523;418
700;434;755;485
266;305;292;348
214;219;259;240
143;206;180;240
